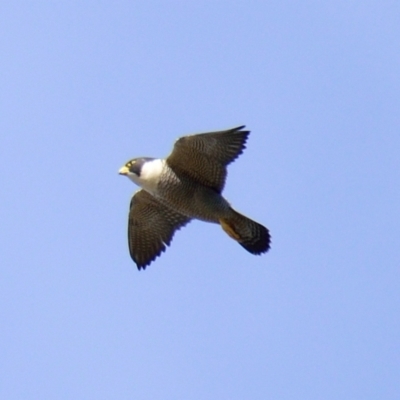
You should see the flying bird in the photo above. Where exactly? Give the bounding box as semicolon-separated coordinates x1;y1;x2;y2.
119;125;270;269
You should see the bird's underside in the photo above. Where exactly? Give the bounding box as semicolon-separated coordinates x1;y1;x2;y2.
120;125;271;270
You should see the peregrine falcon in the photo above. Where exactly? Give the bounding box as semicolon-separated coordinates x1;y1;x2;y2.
119;125;270;269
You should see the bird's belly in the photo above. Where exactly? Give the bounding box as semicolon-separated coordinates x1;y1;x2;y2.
157;183;230;222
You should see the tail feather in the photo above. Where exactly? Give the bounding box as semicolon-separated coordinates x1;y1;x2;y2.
220;209;271;255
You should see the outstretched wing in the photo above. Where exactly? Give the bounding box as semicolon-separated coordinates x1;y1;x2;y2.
128;190;191;270
166;125;249;193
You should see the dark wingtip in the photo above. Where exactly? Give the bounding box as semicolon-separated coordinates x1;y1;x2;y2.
233;125;250;142
132;241;169;271
232;125;249;135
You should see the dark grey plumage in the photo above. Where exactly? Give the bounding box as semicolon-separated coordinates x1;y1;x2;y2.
120;125;270;270
167;125;249;192
128;190;191;268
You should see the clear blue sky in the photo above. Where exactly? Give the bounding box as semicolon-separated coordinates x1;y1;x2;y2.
1;2;399;399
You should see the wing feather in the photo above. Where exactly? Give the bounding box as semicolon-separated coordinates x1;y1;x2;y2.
128;190;191;269
166;126;249;192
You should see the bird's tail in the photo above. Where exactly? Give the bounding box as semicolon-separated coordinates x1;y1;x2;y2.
219;209;271;254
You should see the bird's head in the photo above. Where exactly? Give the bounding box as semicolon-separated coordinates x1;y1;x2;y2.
119;157;164;193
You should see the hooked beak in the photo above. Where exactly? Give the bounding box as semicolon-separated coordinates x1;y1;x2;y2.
118;166;129;175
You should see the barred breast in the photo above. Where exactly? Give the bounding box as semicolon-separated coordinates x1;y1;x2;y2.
155;166;231;222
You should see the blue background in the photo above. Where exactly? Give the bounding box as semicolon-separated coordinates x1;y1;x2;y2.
1;2;399;399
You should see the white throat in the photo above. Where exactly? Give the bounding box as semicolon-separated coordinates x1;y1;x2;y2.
129;158;165;195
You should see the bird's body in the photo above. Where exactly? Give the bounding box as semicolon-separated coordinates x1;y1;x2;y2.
119;126;271;269
156;165;232;222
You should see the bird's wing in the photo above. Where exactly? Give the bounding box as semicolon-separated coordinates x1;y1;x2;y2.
166;125;249;193
128;189;191;270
